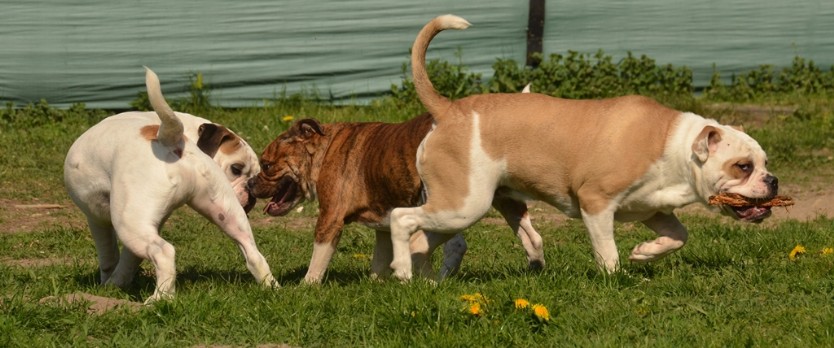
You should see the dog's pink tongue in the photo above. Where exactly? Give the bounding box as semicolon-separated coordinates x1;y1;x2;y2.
264;201;280;216
738;206;770;221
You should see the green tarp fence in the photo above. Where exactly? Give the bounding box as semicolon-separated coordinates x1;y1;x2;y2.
1;0;832;109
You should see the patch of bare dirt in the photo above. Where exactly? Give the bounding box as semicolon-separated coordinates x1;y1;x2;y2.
0;198;86;234
38;292;140;315
1;256;91;268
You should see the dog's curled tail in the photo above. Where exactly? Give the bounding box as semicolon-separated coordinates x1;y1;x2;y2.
144;67;184;147
411;14;470;122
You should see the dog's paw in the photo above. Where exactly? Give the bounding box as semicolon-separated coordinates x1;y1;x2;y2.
262;276;281;289
143;291;174;305
392;269;413;283
628;237;683;263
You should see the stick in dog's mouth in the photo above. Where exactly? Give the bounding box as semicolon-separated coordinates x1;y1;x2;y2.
264;176;300;216
708;192;794;223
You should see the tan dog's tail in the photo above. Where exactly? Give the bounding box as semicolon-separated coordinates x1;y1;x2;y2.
411;15;471;121
144;67;184;147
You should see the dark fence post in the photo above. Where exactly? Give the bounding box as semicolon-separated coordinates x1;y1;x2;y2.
526;0;545;68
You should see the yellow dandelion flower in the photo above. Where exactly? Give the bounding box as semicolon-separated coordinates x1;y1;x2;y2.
468;302;483;316
532;304;550;322
460;292;486;303
822;247;834;255
789;244;806;261
282;115;294;122
514;298;530;309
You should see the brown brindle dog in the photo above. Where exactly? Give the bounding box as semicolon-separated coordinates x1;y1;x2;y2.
248;113;545;284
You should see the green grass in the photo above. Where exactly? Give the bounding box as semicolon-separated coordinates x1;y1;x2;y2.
1;95;833;346
3;213;833;346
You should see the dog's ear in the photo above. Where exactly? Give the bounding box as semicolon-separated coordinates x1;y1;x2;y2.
692;126;723;163
521;83;531;93
197;123;234;158
296;119;325;139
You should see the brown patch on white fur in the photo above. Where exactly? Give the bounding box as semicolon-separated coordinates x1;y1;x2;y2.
139;124;185;158
219;137;243;154
723;156;754;182
140;125;159;140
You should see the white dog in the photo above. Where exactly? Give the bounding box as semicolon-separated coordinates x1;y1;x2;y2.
390;15;780;280
64;68;277;303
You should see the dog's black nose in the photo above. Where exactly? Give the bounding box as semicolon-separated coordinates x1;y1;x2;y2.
243;193;257;214
764;174;779;194
247;177;257;190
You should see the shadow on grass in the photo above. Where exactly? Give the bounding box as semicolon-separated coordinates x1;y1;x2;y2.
73;269;155;302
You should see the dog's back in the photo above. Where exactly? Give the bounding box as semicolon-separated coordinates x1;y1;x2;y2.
316;113;433;225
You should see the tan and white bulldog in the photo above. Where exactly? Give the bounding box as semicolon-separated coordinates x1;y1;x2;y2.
64;68;277;303
388;15;780;280
248;108;544;284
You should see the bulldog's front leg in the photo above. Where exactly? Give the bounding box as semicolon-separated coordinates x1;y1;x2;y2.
190;196;278;289
629;212;688;263
581;207;620;274
304;215;344;284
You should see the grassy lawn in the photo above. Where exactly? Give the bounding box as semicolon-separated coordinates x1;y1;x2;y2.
1;95;833;347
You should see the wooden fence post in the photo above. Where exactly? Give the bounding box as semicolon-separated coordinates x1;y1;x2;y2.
526;0;545;68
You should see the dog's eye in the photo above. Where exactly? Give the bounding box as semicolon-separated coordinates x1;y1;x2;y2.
735;162;752;173
261;162;271;172
231;164;244;176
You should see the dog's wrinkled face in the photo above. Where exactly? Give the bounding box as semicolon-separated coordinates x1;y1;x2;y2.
692;124;779;223
197;124;261;212
248;119;326;216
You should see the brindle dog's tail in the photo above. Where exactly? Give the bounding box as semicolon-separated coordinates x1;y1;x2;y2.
144;67;184;148
410;15;470;123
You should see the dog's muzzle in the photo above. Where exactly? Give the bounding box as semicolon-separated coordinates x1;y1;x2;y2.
263;176;300;217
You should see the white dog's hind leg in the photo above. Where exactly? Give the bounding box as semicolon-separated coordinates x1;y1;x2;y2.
629;212;688;263
107;248;143;288
492;197;545;270
87;217;119;284
143;239;177;304
112;221;176;304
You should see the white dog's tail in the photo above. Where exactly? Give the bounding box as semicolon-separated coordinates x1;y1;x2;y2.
411;14;470;122
144;67;184;148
